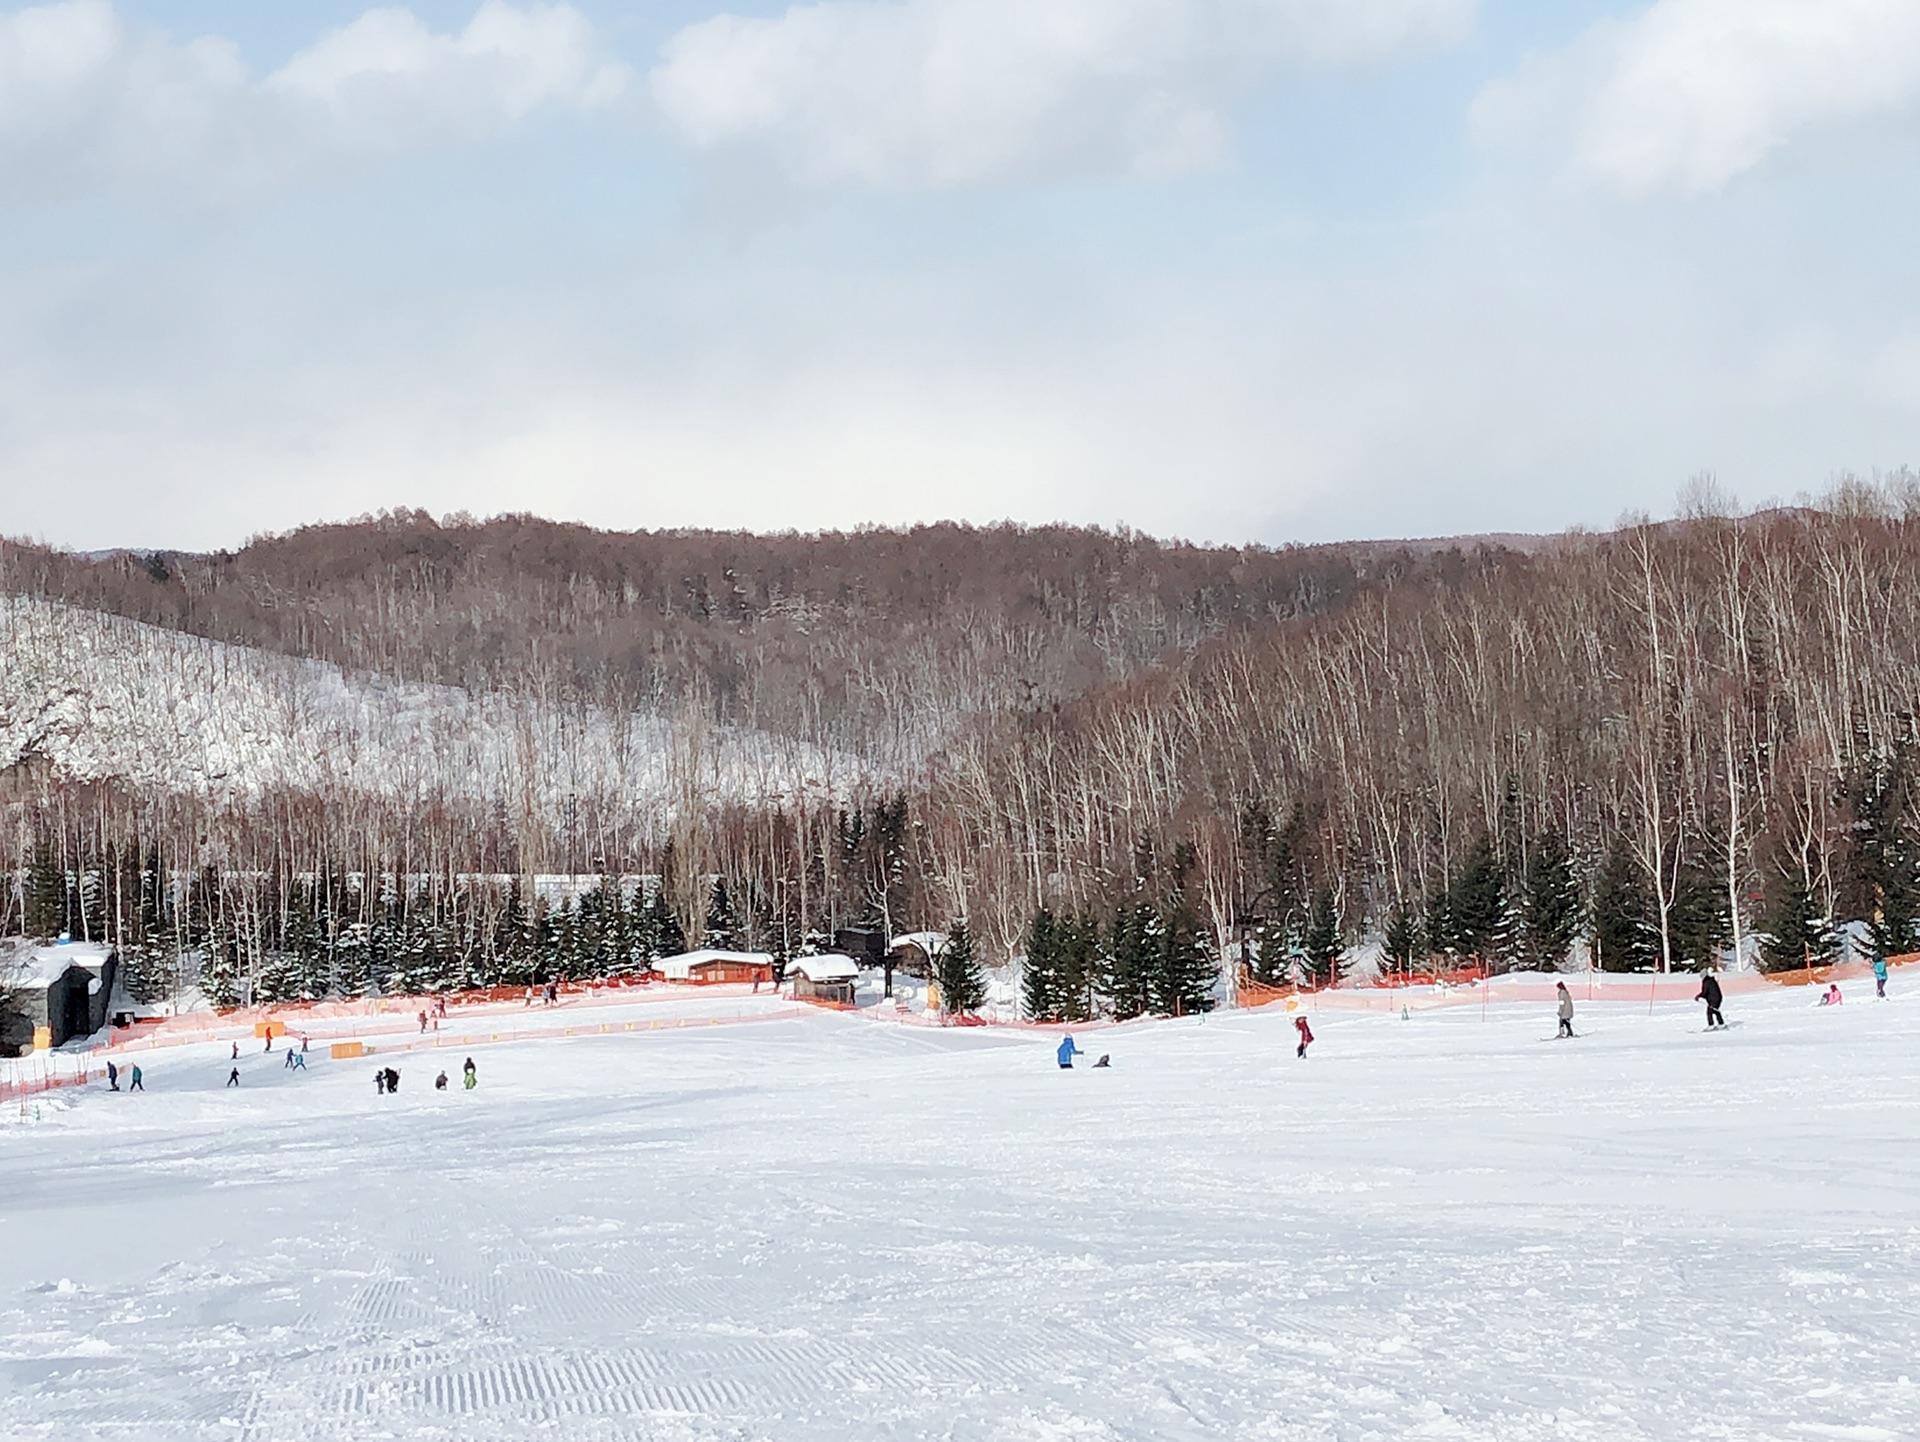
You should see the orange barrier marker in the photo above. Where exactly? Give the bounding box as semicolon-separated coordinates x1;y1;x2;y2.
331;1041;365;1060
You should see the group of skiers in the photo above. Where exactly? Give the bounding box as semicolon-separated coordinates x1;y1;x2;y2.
103;1060;143;1091
1055;963;1890;1069
377;1057;478;1094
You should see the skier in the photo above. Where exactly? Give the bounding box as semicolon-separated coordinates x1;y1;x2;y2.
1294;1014;1314;1058
107;1060;120;1091
1057;1033;1082;1069
1820;983;1843;1006
290;1051;306;1071
385;1067;401;1093
1556;981;1575;1038
1696;971;1726;1029
226;1067;240;1087
435;1071;449;1091
418;1011;428;1035
1874;956;1889;999
264;1032;272;1053
462;1057;477;1090
231;1041;239;1061
376;1069;387;1095
128;1065;143;1092
300;1034;309;1054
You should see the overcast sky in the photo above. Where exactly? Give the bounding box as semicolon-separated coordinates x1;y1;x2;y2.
2;0;1917;551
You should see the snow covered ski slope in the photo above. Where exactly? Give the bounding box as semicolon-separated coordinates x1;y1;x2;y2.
4;985;1919;1440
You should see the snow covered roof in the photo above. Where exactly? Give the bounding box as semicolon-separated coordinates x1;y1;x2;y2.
655;949;774;981
1;939;115;989
888;931;946;957
788;953;859;983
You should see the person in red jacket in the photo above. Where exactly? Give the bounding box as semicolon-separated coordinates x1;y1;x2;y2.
1294;1014;1314;1059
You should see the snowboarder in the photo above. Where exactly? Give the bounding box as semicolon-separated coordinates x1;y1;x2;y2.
1874;956;1889;998
462;1057;477;1090
128;1065;143;1091
1556;981;1575;1038
226;1067;240;1087
106;1060;119;1091
1294;1014;1314;1058
1697;971;1726;1029
1057;1034;1082;1069
435;1071;448;1091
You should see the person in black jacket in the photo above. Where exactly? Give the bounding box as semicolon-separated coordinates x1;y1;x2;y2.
1697;971;1726;1029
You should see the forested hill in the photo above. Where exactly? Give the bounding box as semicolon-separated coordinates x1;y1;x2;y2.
0;514;1446;768
12;497;1920;1015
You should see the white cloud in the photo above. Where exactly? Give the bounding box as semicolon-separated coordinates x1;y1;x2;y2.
0;1;626;195
650;0;1475;188
1474;0;1920;196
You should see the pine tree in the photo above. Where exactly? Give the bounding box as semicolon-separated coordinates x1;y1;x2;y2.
1592;840;1657;972
1302;886;1340;987
649;885;687;959
1667;844;1731;970
1153;892;1218;1015
1382;899;1420;980
1057;910;1101;1021
936;919;987;1016
1022;907;1062;1021
25;838;65;940
1105;900;1156;1020
1759;856;1836;973
1448;832;1505;964
704;878;740;950
1520;831;1582;971
1422;882;1455;963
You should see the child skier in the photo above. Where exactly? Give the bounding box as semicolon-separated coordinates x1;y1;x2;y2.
1294;1015;1314;1058
1057;1034;1082;1069
1696;971;1726;1029
435;1071;449;1091
1874;956;1889;998
226;1067;240;1087
462;1057;477;1090
1556;981;1575;1038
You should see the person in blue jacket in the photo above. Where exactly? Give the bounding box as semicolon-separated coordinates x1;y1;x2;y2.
1874;956;1889;998
1057;1034;1082;1069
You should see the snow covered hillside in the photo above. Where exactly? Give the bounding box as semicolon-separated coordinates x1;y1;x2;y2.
5;986;1919;1439
0;596;861;816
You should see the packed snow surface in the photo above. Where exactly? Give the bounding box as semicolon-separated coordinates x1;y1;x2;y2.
4;985;1919;1440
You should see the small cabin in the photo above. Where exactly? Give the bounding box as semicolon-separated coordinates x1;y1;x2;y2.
654;949;775;986
787;954;859;1006
886;931;946;978
0;941;119;1054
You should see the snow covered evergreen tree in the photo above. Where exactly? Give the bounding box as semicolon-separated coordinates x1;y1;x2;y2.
1022;907;1062;1021
1448;832;1505;964
1520;832;1581;970
25;839;64;940
704;878;740;950
1382;899;1420;980
1592;840;1657;972
1153;892;1218;1015
936;919;986;1016
1105;900;1156;1020
1302;886;1340;987
1759;856;1836;973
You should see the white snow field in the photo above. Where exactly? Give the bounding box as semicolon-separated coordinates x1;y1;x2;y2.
5;986;1920;1442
